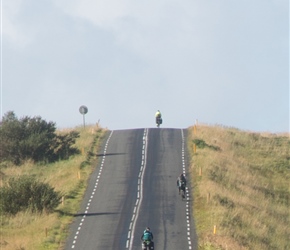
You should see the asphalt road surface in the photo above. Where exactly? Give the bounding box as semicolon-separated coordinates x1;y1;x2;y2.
64;128;197;250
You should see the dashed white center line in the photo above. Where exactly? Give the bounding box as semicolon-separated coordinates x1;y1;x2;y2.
126;128;149;249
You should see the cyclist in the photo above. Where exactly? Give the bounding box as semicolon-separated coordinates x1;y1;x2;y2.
155;110;162;127
177;173;187;195
141;227;154;249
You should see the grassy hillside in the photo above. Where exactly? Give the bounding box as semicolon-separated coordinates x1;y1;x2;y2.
0;125;107;250
188;124;289;250
1;124;289;250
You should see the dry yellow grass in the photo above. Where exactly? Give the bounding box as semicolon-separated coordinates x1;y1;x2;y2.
0;125;107;250
1;124;289;250
188;124;289;250
1;212;59;250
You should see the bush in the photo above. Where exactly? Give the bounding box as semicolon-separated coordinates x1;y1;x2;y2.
0;111;80;165
0;176;61;215
192;139;220;151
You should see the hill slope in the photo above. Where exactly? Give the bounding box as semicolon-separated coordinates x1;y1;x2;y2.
0;126;107;250
1;124;289;250
188;124;289;250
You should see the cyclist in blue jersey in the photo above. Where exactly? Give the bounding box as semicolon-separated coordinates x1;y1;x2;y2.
141;227;154;249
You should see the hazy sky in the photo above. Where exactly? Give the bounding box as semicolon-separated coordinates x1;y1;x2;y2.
1;0;289;132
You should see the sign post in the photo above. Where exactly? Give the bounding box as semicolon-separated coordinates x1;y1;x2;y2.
79;105;88;128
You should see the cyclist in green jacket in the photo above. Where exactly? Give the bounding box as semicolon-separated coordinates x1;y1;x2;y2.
155;110;162;127
141;227;154;249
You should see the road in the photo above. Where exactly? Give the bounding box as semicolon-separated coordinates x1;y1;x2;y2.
64;128;197;250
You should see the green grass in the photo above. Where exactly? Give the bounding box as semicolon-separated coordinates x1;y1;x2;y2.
189;125;289;250
0;125;107;250
1;124;289;250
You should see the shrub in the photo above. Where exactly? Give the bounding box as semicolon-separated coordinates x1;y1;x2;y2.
0;176;61;215
192;139;220;151
0;111;80;165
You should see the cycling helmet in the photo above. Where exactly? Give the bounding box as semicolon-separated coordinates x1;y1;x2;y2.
145;227;150;231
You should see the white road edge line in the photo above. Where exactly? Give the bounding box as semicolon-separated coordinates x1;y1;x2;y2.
70;131;114;249
181;129;193;250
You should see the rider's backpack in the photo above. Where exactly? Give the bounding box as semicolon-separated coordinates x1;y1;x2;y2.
143;231;152;241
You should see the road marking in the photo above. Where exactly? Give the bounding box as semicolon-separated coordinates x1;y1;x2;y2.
70;131;114;249
126;128;149;249
181;129;193;250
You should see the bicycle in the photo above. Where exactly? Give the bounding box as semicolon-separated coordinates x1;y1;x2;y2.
179;185;186;200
